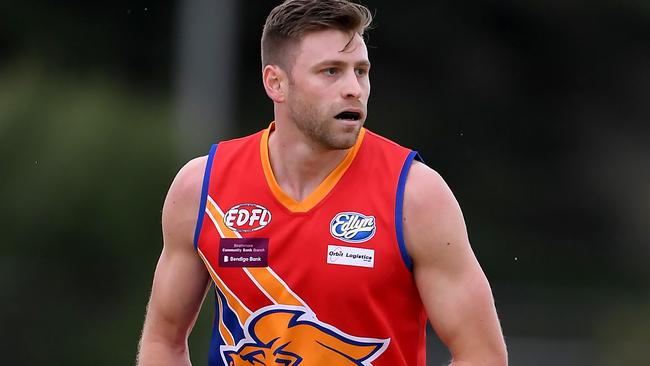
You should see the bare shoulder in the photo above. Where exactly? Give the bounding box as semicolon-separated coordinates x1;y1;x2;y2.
403;160;453;207
166;156;208;202
161;156;209;249
402;160;470;264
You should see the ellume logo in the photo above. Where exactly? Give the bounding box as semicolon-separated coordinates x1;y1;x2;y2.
330;212;376;243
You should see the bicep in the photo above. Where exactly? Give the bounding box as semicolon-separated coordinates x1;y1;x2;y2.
404;162;506;364
414;249;501;361
144;244;210;345
141;157;211;347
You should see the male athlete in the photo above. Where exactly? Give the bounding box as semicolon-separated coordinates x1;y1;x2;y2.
138;1;507;365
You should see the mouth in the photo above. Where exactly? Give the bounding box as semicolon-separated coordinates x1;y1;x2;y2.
334;110;362;121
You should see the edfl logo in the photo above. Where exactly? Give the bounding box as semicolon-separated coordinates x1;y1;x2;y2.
224;203;272;232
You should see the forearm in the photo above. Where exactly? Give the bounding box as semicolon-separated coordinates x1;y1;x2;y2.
450;361;507;366
137;338;192;366
446;339;508;366
448;352;508;366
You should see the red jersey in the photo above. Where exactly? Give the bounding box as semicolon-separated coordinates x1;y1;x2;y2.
194;123;425;365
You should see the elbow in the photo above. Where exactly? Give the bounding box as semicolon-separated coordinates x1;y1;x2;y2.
491;350;508;366
485;348;508;366
481;344;508;366
494;338;508;365
451;349;508;366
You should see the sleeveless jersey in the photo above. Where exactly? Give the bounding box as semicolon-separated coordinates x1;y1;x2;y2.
194;123;426;365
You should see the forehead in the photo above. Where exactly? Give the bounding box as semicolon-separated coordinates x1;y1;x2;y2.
293;29;369;67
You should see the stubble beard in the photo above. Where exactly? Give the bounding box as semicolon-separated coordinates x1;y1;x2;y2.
287;94;362;151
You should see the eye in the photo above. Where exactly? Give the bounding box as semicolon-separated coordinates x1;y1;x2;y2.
241;350;265;365
355;68;368;77
323;67;338;76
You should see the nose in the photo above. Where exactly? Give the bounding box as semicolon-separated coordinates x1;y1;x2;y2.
341;69;363;100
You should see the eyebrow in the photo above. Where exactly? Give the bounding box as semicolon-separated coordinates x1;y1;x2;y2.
312;60;371;69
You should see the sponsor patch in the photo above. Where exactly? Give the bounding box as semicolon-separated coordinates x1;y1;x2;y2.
224;203;271;232
330;212;376;243
219;238;269;267
327;245;375;268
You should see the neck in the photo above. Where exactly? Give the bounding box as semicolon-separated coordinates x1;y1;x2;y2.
267;121;351;202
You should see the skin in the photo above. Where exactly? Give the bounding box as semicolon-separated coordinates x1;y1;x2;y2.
138;29;507;366
138;157;210;366
263;30;371;201
404;161;508;365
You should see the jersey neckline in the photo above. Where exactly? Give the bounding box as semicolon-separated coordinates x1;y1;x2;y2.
259;122;366;213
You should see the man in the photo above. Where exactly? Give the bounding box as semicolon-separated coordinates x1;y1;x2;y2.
138;0;507;365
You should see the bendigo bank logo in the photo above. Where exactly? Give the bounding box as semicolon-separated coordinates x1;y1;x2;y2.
224;203;272;232
222;306;389;366
330;212;376;243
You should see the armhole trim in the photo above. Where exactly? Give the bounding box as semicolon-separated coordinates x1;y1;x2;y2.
193;144;218;249
395;150;423;272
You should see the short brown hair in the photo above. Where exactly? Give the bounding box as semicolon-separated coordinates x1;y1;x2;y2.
261;0;373;70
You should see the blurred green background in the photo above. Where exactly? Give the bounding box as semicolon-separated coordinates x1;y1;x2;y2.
1;0;648;364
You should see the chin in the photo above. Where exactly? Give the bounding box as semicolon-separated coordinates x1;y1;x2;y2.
328;130;360;150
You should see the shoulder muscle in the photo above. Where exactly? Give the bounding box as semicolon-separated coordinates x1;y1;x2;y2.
402;161;470;266
162;156;208;250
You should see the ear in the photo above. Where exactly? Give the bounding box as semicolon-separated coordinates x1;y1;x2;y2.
262;65;288;103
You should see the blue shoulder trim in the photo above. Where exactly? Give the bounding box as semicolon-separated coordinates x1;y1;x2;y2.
193;144;218;249
395;150;423;272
